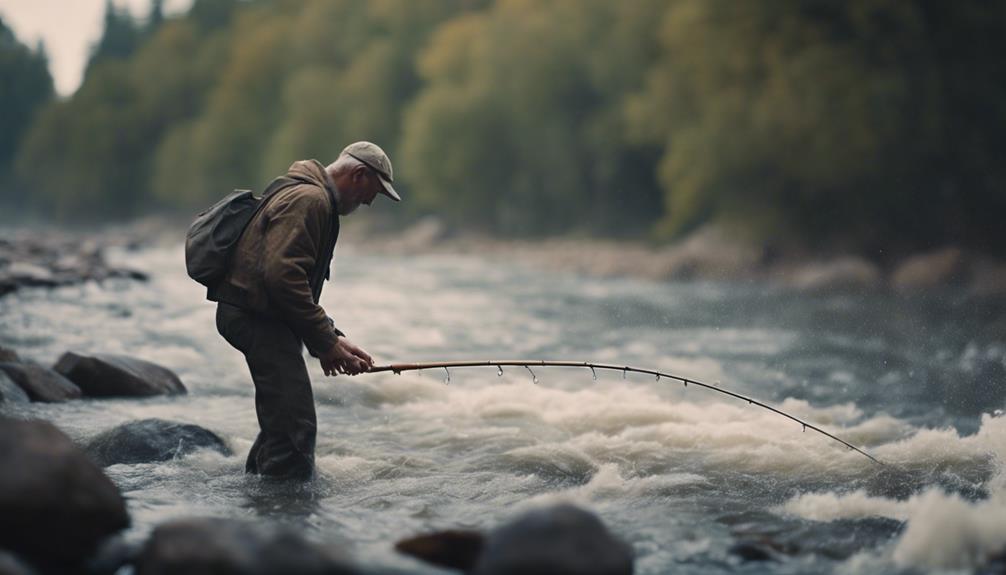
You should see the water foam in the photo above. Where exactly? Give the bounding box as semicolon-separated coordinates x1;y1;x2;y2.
781;412;1006;570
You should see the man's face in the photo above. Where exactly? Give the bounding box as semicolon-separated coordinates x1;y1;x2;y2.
338;166;381;216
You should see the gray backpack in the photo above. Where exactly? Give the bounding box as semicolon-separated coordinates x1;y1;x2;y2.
184;177;299;289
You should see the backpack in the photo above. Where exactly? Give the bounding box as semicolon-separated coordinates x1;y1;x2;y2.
184;176;299;289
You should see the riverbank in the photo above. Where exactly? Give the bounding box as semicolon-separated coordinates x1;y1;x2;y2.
3;217;1005;297
346;218;1006;296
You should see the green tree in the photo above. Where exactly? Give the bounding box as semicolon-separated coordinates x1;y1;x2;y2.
402;0;665;236
86;0;141;73
0;17;53;209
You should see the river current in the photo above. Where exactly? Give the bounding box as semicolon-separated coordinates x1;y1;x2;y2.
2;236;1005;574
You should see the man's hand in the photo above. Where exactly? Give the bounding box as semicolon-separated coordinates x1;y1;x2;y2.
320;336;374;376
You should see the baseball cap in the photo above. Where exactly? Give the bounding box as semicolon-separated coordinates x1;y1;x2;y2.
341;141;401;202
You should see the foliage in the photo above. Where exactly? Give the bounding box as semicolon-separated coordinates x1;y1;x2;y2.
8;0;1006;254
0;16;53;208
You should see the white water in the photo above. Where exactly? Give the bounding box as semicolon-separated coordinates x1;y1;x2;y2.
2;236;1005;574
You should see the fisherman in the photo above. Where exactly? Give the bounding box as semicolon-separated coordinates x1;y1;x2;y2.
213;141;400;480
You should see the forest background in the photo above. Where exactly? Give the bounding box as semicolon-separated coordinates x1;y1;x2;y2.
2;0;1005;263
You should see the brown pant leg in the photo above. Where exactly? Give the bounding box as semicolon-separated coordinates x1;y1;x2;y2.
216;303;317;481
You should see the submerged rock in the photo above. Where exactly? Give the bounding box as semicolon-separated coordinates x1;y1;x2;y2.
54;352;186;397
0;345;19;363
86;418;232;467
396;504;633;575
0;371;30;404
135;517;358;575
0;418;130;571
0;362;82;402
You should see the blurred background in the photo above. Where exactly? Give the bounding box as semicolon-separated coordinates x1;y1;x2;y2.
1;0;1004;260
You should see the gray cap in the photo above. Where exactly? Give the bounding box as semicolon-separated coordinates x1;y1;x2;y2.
341;141;401;202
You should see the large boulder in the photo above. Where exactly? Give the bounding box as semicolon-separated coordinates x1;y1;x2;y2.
134;517;358;575
0;362;82;402
54;352;186;398
0;371;30;404
396;504;633;575
0;418;130;571
86;418;232;467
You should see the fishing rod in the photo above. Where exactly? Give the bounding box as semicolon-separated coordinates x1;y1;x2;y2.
368;359;886;467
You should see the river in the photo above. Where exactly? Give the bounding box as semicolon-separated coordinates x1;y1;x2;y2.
2;237;1005;574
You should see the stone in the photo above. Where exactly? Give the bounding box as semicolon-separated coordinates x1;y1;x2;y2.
134;517;358;575
0;418;130;571
86;418;232;467
54;352;186;398
0;345;19;363
787;256;883;291
0;552;36;575
473;504;632;575
0;371;30;404
0;362;82;402
728;541;776;562
969;256;1006;296
395;530;484;571
891;247;968;290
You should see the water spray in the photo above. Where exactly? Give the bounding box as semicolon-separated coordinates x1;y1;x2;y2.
368;359;886;467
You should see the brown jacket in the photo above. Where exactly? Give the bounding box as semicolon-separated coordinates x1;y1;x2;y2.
212;160;342;356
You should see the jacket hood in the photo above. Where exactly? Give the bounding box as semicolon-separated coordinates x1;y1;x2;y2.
286;159;337;196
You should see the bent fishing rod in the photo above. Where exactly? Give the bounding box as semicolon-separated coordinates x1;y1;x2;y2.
367;359;886;467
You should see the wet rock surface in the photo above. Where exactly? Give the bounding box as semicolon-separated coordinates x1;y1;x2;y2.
0;346;20;363
54;352;186;398
0;417;130;572
134;517;358;575
0;371;30;404
397;504;632;575
0;552;36;575
394;530;484;571
473;505;633;575
0;362;82;402
0;232;147;298
86;418;232;467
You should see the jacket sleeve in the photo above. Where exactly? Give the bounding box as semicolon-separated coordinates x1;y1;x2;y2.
260;187;340;355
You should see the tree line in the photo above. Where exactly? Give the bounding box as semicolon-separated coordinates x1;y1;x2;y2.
3;0;1005;257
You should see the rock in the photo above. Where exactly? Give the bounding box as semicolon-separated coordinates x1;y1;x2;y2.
86;418;232;467
728;541;776;562
786;256;883;291
2;262;59;287
891;247;968;290
54;352;186;398
970;256;1006;296
474;504;632;575
0;552;36;575
659;225;766;280
0;345;19;363
0;418;130;571
0;371;30;404
0;362;82;402
134;517;358;575
395;530;484;571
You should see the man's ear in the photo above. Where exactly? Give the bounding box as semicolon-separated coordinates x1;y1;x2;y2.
353;165;369;183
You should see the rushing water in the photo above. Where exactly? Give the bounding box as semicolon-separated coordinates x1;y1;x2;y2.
2;236;1005;574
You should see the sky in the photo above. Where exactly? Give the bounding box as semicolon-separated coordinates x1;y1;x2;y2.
0;0;193;95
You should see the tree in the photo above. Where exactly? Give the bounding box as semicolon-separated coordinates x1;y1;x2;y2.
0;17;54;209
86;0;141;74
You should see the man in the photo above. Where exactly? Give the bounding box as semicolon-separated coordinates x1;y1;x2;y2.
213;141;400;480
